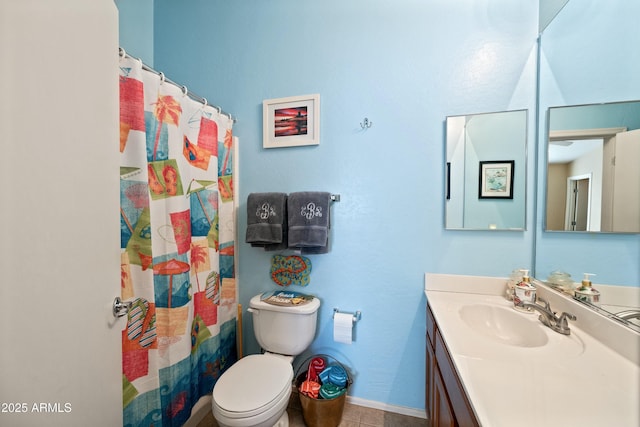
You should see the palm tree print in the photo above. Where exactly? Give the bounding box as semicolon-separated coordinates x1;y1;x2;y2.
190;242;208;292
152;95;182;160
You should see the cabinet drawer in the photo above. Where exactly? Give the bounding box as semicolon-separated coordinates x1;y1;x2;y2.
435;331;480;427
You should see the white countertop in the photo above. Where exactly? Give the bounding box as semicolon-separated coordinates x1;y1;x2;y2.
425;273;640;427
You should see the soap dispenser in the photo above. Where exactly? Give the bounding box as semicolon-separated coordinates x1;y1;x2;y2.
574;273;600;305
505;269;525;301
513;269;536;312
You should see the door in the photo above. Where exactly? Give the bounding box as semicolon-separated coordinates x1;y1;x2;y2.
0;1;122;426
611;129;640;232
565;176;590;231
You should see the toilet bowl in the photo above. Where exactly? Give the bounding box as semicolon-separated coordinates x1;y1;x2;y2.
212;293;320;427
212;354;293;427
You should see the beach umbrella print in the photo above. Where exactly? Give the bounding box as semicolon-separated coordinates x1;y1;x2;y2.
153;259;190;308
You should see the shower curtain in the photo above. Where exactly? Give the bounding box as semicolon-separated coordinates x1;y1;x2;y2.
119;56;237;427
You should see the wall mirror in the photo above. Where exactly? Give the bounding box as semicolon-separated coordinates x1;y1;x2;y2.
535;0;640;330
445;110;527;230
545;101;640;233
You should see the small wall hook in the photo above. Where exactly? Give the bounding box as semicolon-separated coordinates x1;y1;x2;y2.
360;117;372;129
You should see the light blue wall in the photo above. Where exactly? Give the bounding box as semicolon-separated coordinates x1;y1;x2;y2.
147;0;538;410
536;0;640;286
115;0;154;65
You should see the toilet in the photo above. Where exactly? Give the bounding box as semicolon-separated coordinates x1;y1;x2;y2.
212;293;321;427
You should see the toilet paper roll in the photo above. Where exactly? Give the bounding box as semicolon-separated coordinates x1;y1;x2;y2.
333;312;353;344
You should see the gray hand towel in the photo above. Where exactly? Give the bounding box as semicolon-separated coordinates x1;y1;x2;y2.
246;193;287;245
288;192;331;248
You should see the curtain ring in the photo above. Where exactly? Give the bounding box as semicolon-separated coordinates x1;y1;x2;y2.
216;106;221;114
182;85;188;97
119;47;126;59
158;72;165;84
202;98;208;107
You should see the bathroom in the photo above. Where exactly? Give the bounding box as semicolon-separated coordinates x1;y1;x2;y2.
1;0;638;426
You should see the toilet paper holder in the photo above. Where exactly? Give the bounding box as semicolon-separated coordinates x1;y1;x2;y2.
333;308;361;323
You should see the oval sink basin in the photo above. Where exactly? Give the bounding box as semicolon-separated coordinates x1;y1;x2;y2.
459;304;549;348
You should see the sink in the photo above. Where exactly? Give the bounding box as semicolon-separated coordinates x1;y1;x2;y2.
459;304;548;348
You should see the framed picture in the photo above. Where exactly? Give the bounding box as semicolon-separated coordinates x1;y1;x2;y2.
445;162;451;200
263;94;320;148
479;160;514;199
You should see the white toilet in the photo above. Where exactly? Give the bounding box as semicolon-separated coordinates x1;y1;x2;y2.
212;293;321;427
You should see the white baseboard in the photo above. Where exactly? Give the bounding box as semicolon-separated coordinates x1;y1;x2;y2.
346;395;427;419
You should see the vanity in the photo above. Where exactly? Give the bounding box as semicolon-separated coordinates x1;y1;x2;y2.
424;273;640;427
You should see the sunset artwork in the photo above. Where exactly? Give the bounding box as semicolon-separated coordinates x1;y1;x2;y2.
274;106;308;137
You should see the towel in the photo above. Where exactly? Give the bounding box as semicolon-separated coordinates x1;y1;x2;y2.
318;364;348;388
306;356;326;383
299;380;321;399
319;383;346;400
245;193;287;249
287;192;331;251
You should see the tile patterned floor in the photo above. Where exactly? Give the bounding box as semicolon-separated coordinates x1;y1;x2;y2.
198;390;427;427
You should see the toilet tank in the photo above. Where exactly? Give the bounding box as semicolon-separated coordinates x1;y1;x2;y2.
248;294;321;356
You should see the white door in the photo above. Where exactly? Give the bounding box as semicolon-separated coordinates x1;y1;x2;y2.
612;129;640;232
0;1;122;426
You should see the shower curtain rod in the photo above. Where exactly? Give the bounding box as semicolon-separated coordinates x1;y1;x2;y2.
119;47;236;123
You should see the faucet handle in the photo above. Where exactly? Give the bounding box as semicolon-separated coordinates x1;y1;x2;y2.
558;312;577;327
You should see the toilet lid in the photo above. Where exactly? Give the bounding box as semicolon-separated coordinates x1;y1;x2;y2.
213;354;293;417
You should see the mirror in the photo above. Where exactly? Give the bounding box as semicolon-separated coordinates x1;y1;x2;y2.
535;280;640;333
445;110;527;230
535;0;640;331
545;101;640;233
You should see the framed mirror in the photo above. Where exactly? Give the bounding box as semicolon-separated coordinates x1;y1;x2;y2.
445;109;527;230
545;100;640;233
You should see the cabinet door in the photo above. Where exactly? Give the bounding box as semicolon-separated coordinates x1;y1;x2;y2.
426;339;435;425
433;368;456;427
435;332;480;427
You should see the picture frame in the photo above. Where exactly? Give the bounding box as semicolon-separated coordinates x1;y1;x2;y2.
263;94;320;148
478;160;514;199
445;162;451;200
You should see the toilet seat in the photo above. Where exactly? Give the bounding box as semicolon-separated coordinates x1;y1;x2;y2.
213;354;293;420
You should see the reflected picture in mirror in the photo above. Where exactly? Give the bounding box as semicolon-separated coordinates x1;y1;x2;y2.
445;109;527;230
545;100;640;233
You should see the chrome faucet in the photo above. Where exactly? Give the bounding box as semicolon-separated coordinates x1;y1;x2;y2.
519;297;576;335
615;309;640;321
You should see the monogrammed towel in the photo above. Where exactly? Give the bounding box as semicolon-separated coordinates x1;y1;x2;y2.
287;192;331;249
245;193;287;246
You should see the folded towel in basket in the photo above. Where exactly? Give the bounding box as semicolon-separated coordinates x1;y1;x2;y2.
245;193;287;248
287;192;331;250
318;364;348;388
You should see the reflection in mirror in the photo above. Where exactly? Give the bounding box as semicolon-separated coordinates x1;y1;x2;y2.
535;279;640;334
445;110;527;230
545;101;640;233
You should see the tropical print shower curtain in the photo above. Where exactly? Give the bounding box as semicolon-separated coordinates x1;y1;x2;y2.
119;56;237;427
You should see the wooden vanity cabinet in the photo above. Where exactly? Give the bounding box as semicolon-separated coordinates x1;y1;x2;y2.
426;304;480;427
